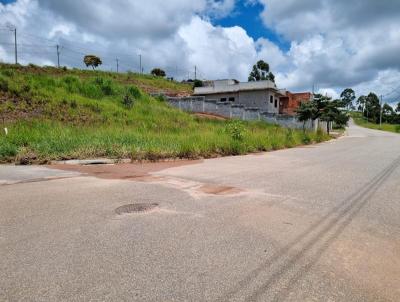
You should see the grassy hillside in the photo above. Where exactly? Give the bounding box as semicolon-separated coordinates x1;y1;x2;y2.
352;112;400;133
0;63;329;164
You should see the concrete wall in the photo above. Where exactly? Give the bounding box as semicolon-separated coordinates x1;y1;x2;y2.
166;96;329;132
199;89;281;114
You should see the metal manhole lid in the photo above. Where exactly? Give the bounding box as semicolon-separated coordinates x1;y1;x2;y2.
115;203;158;215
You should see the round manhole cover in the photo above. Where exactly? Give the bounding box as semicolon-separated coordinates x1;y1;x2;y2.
115;203;158;215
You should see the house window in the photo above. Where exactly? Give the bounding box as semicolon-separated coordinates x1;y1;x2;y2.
270;95;273;103
220;97;227;102
229;97;235;102
274;99;278;108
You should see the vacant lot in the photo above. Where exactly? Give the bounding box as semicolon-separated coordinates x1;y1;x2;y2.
0;64;328;163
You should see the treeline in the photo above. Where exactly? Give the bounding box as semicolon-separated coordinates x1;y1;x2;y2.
356;93;400;124
296;91;351;134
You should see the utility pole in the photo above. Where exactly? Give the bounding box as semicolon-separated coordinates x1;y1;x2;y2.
116;58;119;73
13;27;17;64
56;45;60;68
194;65;197;80
139;54;142;74
380;95;383;128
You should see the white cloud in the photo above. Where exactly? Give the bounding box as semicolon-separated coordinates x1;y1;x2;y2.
178;16;257;80
1;0;400;99
317;88;339;100
254;0;400;95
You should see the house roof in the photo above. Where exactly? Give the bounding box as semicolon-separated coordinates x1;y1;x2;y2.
194;80;280;95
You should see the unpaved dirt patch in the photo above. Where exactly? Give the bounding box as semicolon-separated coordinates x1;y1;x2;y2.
193;112;228;120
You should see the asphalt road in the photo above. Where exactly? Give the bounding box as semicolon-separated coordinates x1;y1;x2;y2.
1;121;400;301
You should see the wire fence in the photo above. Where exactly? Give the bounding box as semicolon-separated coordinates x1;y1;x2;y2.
0;27;204;81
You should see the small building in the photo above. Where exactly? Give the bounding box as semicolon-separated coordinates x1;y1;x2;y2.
193;79;285;114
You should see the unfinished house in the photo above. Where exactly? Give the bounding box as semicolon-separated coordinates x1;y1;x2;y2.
193;79;285;114
279;92;312;115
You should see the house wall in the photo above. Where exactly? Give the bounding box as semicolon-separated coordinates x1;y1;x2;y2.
280;92;312;115
200;89;281;114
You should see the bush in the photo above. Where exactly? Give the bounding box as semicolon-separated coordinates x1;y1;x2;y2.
0;77;9;92
1;69;14;77
225;120;246;141
315;128;325;142
302;133;311;144
126;86;141;98
122;94;134;109
15;147;37;165
93;77;115;96
155;95;166;102
70;100;78;109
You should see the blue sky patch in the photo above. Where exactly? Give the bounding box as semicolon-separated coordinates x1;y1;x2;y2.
215;0;290;51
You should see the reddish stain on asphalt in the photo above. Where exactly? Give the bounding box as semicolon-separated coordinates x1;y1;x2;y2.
48;160;202;181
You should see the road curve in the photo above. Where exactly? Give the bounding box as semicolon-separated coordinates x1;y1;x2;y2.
1;121;400;301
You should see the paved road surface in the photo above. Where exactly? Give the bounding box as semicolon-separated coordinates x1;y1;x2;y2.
1;121;400;301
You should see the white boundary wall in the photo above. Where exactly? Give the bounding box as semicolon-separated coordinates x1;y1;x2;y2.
166;96;329;132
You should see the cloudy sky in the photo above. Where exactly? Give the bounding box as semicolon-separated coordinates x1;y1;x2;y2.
1;0;400;103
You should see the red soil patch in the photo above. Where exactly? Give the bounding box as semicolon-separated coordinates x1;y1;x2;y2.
48;160;201;181
198;184;242;195
193;112;228;121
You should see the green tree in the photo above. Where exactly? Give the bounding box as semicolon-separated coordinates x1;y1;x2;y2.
356;95;367;112
296;94;349;134
364;93;381;123
151;68;166;77
382;103;396;123
83;55;102;70
296;102;318;131
396;102;400;113
248;60;275;83
320;101;340;134
340;88;356;110
193;79;203;88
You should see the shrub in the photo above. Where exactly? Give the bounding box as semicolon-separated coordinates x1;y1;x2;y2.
315;127;325;142
21;84;31;93
126;86;141;98
0;77;9;92
151;68;166;77
70;100;78;109
93;77;115;96
62;66;68;71
225;120;246;141
122;94;134;109
302;133;311;144
1;69;14;77
155;95;166;102
28;63;39;69
15;147;37;165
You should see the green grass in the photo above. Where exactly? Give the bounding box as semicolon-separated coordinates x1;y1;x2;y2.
351;112;400;134
0;63;330;164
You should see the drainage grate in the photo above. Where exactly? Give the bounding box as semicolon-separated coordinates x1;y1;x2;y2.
115;203;158;215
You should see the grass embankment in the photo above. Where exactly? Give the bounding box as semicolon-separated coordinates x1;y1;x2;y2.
0;63;329;164
352;112;400;133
